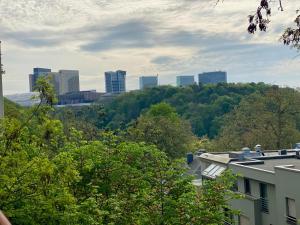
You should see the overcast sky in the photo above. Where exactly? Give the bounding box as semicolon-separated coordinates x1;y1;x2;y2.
1;0;299;94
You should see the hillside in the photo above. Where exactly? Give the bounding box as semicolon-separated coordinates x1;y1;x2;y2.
102;82;270;138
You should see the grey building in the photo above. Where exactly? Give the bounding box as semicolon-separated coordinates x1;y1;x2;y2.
198;148;300;225
29;68;52;92
139;76;158;89
105;70;126;93
176;75;195;87
29;68;80;96
58;70;80;94
58;90;103;105
198;71;227;85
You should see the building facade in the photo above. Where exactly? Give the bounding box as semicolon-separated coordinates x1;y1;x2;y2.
58;90;103;105
198;71;227;84
29;68;52;92
176;75;195;87
198;148;300;225
105;70;126;93
29;68;80;95
58;70;80;94
139;76;158;89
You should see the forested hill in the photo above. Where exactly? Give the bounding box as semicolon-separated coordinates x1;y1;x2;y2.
103;82;270;138
4;98;23;119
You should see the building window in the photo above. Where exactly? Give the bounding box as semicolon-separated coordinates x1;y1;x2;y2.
286;198;297;225
260;183;269;213
244;178;251;195
239;215;250;225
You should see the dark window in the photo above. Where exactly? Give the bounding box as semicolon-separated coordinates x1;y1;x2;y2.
244;178;251;194
260;183;269;213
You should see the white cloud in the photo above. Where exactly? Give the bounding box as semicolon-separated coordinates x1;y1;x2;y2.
0;0;299;94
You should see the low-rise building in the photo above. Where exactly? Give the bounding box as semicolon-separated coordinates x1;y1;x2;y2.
197;147;300;225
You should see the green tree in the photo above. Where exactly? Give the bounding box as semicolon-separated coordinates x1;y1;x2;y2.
127;103;196;158
216;86;300;150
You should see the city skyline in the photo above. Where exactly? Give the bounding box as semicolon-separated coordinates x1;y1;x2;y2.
1;0;300;95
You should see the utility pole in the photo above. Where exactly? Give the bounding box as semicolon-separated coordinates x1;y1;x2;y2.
0;41;5;118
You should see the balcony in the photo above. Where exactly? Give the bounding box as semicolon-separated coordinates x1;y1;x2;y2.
286;216;297;225
260;197;269;213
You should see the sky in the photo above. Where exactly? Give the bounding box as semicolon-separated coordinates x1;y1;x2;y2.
1;0;300;95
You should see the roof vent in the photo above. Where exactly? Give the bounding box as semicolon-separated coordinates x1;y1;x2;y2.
278;149;287;155
242;147;251;154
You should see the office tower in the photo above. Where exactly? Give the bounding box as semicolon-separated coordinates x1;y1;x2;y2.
0;41;4;118
198;71;227;85
105;70;126;93
139;76;158;89
58;70;80;94
29;67;51;92
176;75;195;87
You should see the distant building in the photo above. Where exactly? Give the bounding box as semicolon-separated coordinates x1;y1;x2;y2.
29;68;52;92
58;70;80;94
105;70;126;93
198;71;227;85
139;76;158;89
29;68;80;95
176;75;195;87
58;90;103;105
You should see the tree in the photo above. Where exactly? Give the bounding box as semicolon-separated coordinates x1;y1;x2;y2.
127;102;197;158
216;86;300;150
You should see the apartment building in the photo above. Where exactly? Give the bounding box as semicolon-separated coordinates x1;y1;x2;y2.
197;148;300;225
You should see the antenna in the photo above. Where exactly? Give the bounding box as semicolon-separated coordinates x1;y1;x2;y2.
0;41;5;118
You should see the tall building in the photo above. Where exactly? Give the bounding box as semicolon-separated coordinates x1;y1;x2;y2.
58;70;80;94
176;75;195;87
105;70;126;93
29;67;51;92
28;69;80;95
139;76;158;89
0;41;4;118
198;71;227;84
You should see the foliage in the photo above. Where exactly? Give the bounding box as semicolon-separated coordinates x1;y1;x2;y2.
0;82;241;224
216;86;300;150
102;83;269;138
127;103;197;158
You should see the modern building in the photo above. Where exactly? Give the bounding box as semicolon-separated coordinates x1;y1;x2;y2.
198;71;227;85
197;147;300;225
58;90;103;105
105;70;126;93
139;76;158;89
29;68;52;92
176;75;195;87
29;68;80;96
58;70;80;94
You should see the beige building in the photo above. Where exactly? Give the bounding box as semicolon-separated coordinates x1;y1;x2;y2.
198;148;300;225
58;70;80;94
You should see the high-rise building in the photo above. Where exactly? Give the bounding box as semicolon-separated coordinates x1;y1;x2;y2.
139;76;158;90
105;70;126;93
58;70;80;94
198;71;227;85
29;67;51;92
28;68;80;95
176;75;195;87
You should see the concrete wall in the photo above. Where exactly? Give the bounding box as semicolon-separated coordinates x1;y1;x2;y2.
275;167;300;225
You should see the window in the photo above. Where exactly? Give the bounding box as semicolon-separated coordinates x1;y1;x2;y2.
260;183;269;213
244;178;251;195
239;215;250;225
286;198;297;225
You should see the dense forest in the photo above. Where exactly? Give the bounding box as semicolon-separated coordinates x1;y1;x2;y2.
0;81;239;225
55;83;300;151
